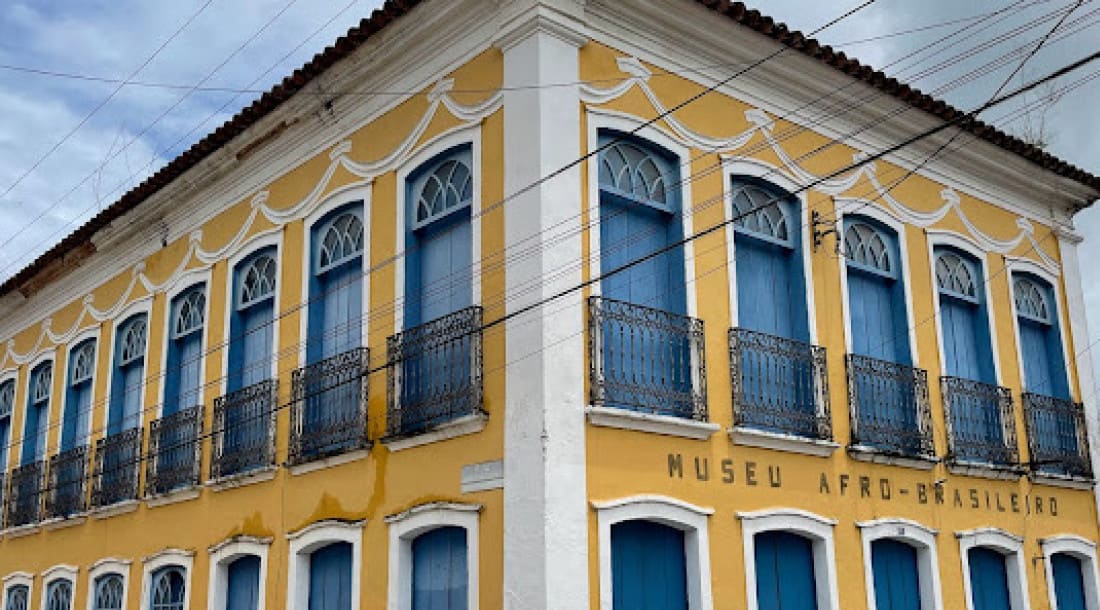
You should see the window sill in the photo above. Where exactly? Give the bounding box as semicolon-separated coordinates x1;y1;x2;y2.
90;500;140;520
2;523;41;539
383;412;489;452
947;460;1024;481
729;427;839;457
288;446;372;476
42;515;87;531
207;466;278;492
461;459;504;493
586;406;719;440
1029;472;1095;490
848;445;938;471
145;487;200;509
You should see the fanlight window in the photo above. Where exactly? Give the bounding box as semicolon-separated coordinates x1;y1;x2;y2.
239;253;278;308
71;342;96;385
599;140;671;207
1014;277;1050;324
317;212;364;271
120;317;148;366
150;567;186;610
844;222;892;274
93;575;125;610
6;585;29;610
46;580;72;610
33;364;53;403
0;380;13;418
173;288;206;338
730;182;791;242
935;252;977;300
416;158;473;224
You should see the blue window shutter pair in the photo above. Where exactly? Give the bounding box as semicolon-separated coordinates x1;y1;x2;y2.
0;380;12;473
967;547;1011;610
0;417;9;473
165;286;206;416
308;205;364;364
1051;553;1088;610
228;249;277;392
109;315;147;434
226;555;262;610
611;520;688;610
1013;274;1069;399
412;526;469;610
23;362;51;464
61;340;95;451
870;539;920;610
844;219;909;364
150;566;186;610
934;249;994;383
309;542;353;610
755;531;817;610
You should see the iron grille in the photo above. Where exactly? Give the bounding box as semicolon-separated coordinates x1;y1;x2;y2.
941;376;1018;467
729;327;830;440
588;297;708;420
386;306;484;438
45;445;88;518
846;354;933;458
1023;393;1092;478
91;428;142;508
212;379;278;479
6;460;45;527
145;405;203;496
289;347;369;466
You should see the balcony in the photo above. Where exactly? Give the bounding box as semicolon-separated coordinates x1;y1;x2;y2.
289;347;370;466
846;355;934;461
386;307;484;439
91;428;143;508
212;380;277;480
6;460;45;527
45;446;88;519
942;377;1018;468
729;328;831;442
588;297;707;421
1023;393;1092;479
145;405;203;496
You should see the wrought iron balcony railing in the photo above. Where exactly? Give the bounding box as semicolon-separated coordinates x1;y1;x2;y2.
145;405;203;496
387;306;484;438
289;347;369;466
942;376;1018;467
91;428;142;508
6;460;45;527
1023;393;1092;478
730;328;831;440
588;297;707;421
846;354;934;459
45;445;88;519
212;379;277;479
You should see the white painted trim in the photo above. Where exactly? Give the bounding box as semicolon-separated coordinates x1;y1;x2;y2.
62;327;101;449
593;495;714;610
382;412;487;452
1004;257;1072;398
728;427;840;457
848;446;938;470
155;268;213;419
857;518;944;610
956;528;1030;610
297;185;372;368
586;406;720;440
385;502;481;610
1041;535;1100;610
139;549;194;610
392;124;483;334
286;520;365;610
208;536;271;610
1031;472;1095;490
39;565;77;610
85;559;130;610
738;508;840;610
219;230;284;395
1;572;33;610
286;447;370;476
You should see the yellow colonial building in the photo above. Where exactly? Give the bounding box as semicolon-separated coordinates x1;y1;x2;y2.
1;1;1099;609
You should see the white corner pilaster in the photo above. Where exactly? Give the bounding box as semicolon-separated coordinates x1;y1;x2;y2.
498;4;589;610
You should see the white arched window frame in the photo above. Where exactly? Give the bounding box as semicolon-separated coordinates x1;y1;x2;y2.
219;233;283;394
24;353;55;464
1005;257;1073;398
857;518;944;610
286;519;364;610
385;502;481;610
3;573;34;610
85;559;131;610
956;528;1029;610
156;269;211;418
103;299;152;435
593;495;714;610
393;126;482;332
39;566;77;610
64;328;100;448
738;508;840;610
139;549;193;610
208;536;271;610
0;370;17;473
1042;535;1100;610
297;186;372;367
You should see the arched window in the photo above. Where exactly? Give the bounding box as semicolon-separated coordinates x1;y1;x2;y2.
1012;274;1068;398
412;527;469;610
150;567;186;610
23;361;52;464
165;285;206;415
229;249;277;390
5;585;29;610
0;379;13;474
414;158;473;226
62;339;96;451
731;181;791;243
225;556;262;610
611;520;687;610
317;213;364;273
308;542;353;610
309;206;364;363
120;317;148;366
173;288;206;339
598;140;670;209
238;253;277;308
46;580;73;610
935;252;977;302
933;248;993;382
94;574;125;610
110;314;147;434
844;222;892;274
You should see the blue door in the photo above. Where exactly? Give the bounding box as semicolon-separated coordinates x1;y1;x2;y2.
408;210;472;327
871;539;920;610
413;527;468;610
316;261;362;361
226;555;261;610
600;196;686;315
117;361;144;432
110;316;147;434
1014;275;1069;398
968;547;1011;610
1052;553;1087;610
611;520;688;610
737;236;803;340
940;297;985;381
755;531;817;610
309;542;352;610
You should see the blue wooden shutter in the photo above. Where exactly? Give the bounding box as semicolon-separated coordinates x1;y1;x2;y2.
0;416;9;473
165;287;205;416
1014;275;1069;398
935;250;994;383
755;531;817;610
226;555;261;610
119;361;144;431
62;341;95;451
871;539;920;610
1052;553;1087;610
309;208;364;364
844;220;909;363
230;250;277;392
611;520;688;610
23;363;51;464
0;381;11;473
110;316;146;433
968;547;1011;610
412;526;469;610
309;542;352;610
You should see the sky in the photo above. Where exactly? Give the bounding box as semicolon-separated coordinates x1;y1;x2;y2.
0;0;1098;378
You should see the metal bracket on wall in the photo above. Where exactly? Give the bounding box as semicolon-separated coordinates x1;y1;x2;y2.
811;210;838;253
